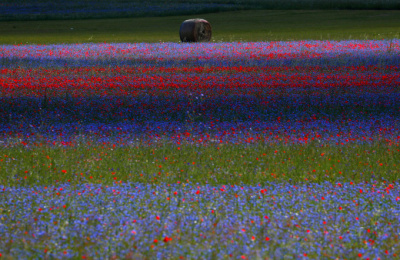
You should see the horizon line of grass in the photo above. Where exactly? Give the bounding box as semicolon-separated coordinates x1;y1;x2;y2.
0;10;400;44
1;0;400;22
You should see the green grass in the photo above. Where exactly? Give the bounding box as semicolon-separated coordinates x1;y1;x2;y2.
1;141;398;187
2;0;399;21
0;10;400;44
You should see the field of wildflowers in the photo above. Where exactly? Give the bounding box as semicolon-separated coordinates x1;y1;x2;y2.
0;40;400;258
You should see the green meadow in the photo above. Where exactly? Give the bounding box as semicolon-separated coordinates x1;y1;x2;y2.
1;141;399;187
0;10;400;44
2;0;400;21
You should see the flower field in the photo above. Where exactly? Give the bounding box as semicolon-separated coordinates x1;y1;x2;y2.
0;40;400;259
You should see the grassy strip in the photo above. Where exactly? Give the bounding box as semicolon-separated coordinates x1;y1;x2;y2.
2;0;399;21
1;141;398;187
0;10;400;44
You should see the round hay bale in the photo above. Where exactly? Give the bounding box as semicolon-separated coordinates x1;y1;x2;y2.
179;18;212;42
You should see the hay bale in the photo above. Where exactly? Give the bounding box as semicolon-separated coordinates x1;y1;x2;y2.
179;18;212;42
